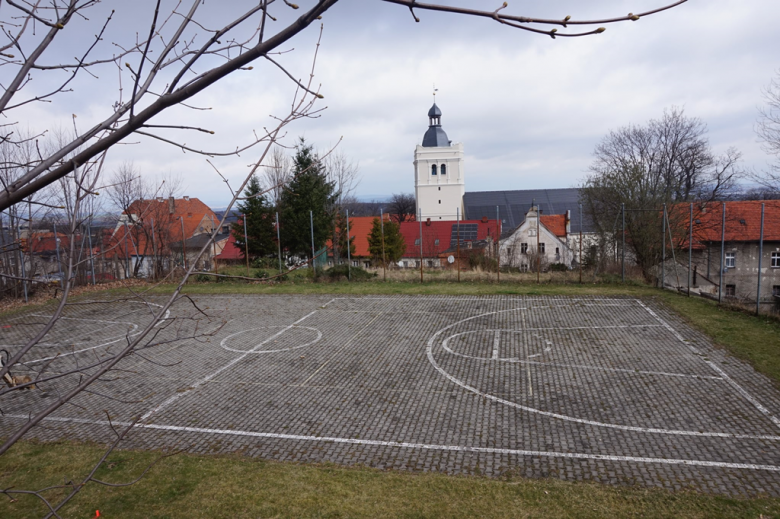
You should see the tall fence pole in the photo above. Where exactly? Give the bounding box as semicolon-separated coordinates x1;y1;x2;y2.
346;209;351;281
757;203;765;315
243;213;250;276
719;202;725;303
276;212;282;274
661;204;666;289
380;208;386;281
456;207;461;283
88;218;96;285
688;203;693;297
211;215;219;275
419;209;423;283
15;222;27;303
496;205;500;283
180;217;186;272
536;204;540;284
310;210;315;270
579;203;583;284
621;203;625;283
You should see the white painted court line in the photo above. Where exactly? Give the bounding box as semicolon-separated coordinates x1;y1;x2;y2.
220;326;322;354
141;310;318;422
426;307;780;441
6;413;780;473
636;300;780;430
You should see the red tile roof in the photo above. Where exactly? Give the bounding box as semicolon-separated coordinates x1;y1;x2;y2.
216;233;244;261
399;219;499;257
673;200;780;248
540;214;567;238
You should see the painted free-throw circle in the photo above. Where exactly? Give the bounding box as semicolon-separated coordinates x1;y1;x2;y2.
220;325;322;353
442;329;552;361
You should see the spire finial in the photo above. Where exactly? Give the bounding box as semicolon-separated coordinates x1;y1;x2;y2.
433;84;438;102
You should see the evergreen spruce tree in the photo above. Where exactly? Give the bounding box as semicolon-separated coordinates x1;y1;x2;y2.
367;217;405;266
231;175;277;259
279;139;337;261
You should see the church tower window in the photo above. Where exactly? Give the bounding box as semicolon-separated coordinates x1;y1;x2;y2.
431;164;437;175
441;164;447;175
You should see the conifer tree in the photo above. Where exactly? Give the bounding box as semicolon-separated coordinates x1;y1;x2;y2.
231;175;277;259
367;217;405;266
279;139;337;260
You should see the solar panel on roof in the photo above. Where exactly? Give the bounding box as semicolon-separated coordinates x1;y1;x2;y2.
450;223;478;246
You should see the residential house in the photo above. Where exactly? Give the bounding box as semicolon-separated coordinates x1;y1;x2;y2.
398;219;499;269
499;206;574;271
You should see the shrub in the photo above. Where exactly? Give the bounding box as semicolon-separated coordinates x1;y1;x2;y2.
195;274;212;282
325;264;376;281
251;257;279;269
549;263;568;272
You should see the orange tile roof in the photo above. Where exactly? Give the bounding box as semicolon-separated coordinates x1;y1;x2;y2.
672;200;780;249
540;214;567;238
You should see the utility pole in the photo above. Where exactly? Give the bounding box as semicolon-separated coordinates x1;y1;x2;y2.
661;204;666;290
179;216;186;271
536;204;540;284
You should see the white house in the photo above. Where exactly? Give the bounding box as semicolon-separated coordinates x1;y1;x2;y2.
500;206;575;271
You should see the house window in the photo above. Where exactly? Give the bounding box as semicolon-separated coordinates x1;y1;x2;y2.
352;260;359;267
431;164;437;175
773;285;780;297
555;247;559;254
725;284;736;297
725;252;735;268
521;243;528;254
539;243;546;254
403;261;409;268
441;164;447;175
520;263;528;272
772;252;780;268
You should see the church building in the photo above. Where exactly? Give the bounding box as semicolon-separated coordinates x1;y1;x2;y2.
414;103;465;221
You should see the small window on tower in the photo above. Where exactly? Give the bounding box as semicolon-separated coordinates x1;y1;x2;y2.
438;187;441;191
441;164;447;175
431;165;437;175
438;200;441;204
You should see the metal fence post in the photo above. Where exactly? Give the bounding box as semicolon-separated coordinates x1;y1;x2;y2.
688;203;693;296
310;210;315;269
346;209;351;281
380;208;386;281
661;204;666;289
621;203;625;283
496;205;500;283
15;222;27;302
88;219;96;285
579;203;583;284
419;209;423;283
53;221;64;289
243;213;250;276
757;203;765;315
276;212;282;274
719;202;725;303
456;207;460;282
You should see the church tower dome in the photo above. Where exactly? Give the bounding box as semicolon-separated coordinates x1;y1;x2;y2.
422;103;450;148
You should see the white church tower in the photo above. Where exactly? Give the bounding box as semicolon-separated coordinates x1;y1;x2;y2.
414;103;465;221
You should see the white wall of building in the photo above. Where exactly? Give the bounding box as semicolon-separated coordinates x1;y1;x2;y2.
414;143;464;221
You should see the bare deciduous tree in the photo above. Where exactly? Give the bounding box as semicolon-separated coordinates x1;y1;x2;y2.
582;107;743;276
389;193;416;222
755;69;780;188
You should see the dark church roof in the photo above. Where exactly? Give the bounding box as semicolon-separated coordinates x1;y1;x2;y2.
463;188;596;235
422;102;450;147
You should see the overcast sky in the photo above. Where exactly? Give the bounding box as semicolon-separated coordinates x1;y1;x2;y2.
13;0;780;208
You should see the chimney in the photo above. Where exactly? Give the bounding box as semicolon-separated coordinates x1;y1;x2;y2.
168;197;175;214
426;218;431;226
183;196;190;201
565;210;571;235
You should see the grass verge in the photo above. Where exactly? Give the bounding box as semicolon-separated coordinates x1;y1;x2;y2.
1;440;779;518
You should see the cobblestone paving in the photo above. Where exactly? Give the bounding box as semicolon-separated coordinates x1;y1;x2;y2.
3;295;780;496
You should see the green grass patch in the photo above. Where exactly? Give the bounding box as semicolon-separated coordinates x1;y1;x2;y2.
1;440;778;518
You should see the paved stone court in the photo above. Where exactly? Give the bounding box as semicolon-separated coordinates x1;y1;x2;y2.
3;294;780;496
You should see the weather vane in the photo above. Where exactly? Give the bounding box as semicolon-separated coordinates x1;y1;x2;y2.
433;84;438;102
